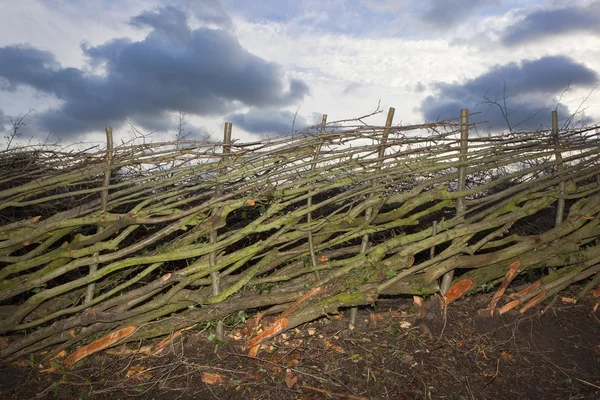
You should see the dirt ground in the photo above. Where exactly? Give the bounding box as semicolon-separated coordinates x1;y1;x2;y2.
1;289;599;400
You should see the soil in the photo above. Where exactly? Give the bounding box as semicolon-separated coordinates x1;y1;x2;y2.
1;289;599;400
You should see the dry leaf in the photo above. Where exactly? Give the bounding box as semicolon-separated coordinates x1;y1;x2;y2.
231;331;243;340
413;296;423;308
125;366;147;377
285;369;299;388
201;372;224;385
324;340;344;353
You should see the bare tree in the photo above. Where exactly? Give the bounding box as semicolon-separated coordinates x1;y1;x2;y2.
175;108;191;143
479;77;544;133
4;110;32;150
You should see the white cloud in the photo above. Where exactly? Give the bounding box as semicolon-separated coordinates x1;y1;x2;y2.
231;2;600;129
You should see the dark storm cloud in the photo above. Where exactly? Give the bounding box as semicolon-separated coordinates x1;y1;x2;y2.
182;0;233;28
501;2;600;46
421;0;499;27
0;109;5;133
0;4;308;139
419;56;598;131
227;109;307;135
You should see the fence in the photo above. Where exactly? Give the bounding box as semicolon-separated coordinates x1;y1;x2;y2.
0;107;599;361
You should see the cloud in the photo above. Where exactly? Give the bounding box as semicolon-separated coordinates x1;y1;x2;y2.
421;0;499;27
0;109;5;133
359;0;499;31
39;0;233;30
359;0;412;13
0;4;308;139
419;55;599;131
342;82;361;95
227;109;307;135
226;0;410;38
179;0;233;28
501;2;600;45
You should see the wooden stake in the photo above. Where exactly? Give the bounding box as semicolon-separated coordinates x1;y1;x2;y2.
351;107;395;326
85;126;113;305
307;114;327;282
552;110;565;227
441;109;469;295
210;122;232;343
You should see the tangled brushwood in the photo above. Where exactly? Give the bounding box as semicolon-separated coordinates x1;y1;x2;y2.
1;110;599;364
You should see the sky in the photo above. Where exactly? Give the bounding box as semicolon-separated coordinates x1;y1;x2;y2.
1;0;599;146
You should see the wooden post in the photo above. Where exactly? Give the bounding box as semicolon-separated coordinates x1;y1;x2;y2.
210;122;232;343
430;220;438;259
552;111;565;227
440;109;469;295
307;114;327;281
350;107;395;325
85;126;113;304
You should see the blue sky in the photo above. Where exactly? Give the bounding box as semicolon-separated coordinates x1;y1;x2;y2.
1;0;599;145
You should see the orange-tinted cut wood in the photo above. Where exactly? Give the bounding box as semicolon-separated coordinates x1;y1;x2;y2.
64;326;136;368
443;278;475;304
